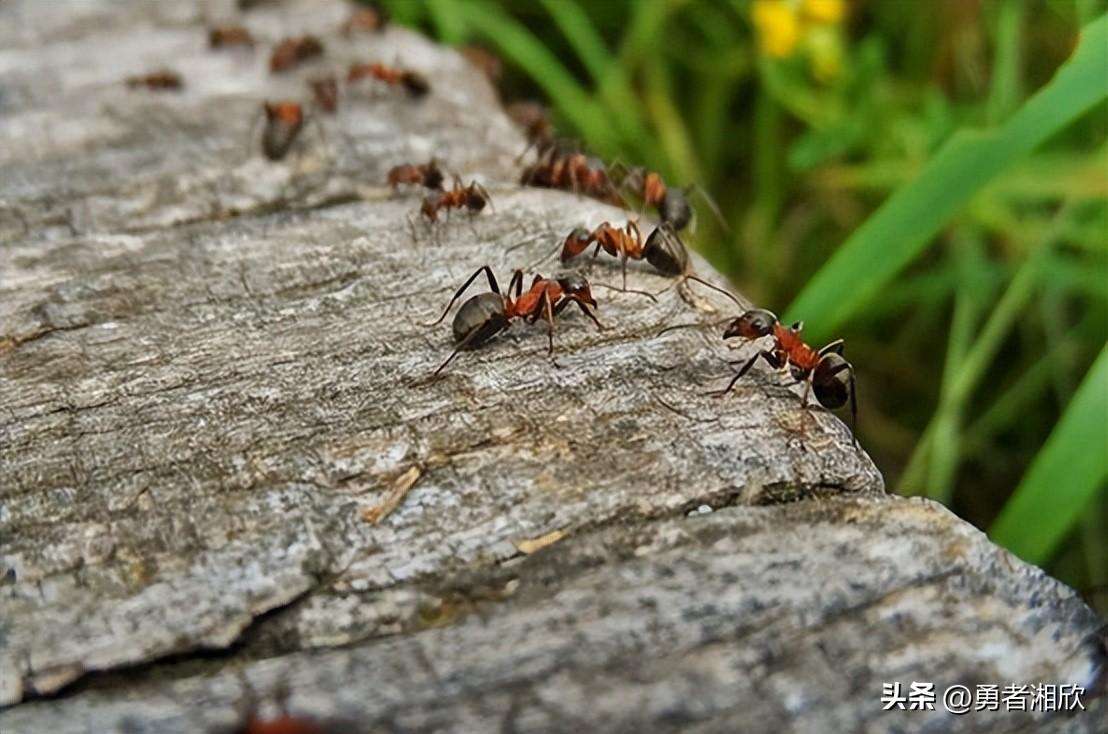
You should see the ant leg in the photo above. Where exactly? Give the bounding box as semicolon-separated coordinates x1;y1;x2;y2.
509;270;525;299
687;183;730;233
682;274;745;308
424;265;500;326
799;372;813;408
576;299;604;331
541;290;561;366
428;319;503;379
818;358;859;444
621;252;629;292
707;350;775;398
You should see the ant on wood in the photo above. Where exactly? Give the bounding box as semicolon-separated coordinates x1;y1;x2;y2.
269;36;324;73
669;281;858;439
521;145;622;205
388;159;444;191
341;4;389;36
608;163;726;233
347;62;430;97
419;177;492;222
125;70;183;91
507;101;554;161
208;25;254;49
210;677;362;734
308;75;338;114
424;266;602;377
252;101;326;162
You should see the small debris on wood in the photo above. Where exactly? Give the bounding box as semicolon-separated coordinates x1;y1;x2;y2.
514;529;567;555
361;465;422;524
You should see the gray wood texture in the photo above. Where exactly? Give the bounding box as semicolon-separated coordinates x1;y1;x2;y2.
1;1;1104;732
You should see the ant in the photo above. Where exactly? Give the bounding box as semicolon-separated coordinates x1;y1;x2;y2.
308;75;338;114
419;178;491;222
269;36;324;73
521;147;622;205
673;282;858;438
425;266;602;377
388;159;444;191
341;4;389;35
210;677;362;734
125;70;183;91
560;221;690;290
208;25;254;49
608;163;726;232
252;101;326;162
347;62;429;97
460;45;503;85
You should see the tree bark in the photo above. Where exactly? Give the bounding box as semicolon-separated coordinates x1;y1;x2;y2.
0;1;1104;732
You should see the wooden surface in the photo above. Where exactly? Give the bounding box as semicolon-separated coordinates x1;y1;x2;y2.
0;2;1104;732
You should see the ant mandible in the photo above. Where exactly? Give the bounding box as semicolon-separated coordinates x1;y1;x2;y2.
425;266;602;377
420;177;491;221
269;36;324;73
676;282;858;437
388;159;444;191
347;62;430;97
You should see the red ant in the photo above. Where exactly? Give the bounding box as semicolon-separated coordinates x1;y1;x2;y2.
419;178;491;221
211;678;362;734
521;147;621;205
253;101;326;162
125;70;183;91
460;45;503;84
560;221;690;290
308;75;338;114
209;25;255;49
341;4;389;35
672;282;858;438
425;266;602;377
388;159;444;191
608;163;726;232
269;36;324;73
347;62;429;97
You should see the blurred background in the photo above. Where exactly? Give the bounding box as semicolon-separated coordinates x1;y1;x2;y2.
374;0;1107;613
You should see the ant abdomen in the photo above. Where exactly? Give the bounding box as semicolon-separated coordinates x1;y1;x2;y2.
813;352;851;409
453;292;507;345
643;227;689;276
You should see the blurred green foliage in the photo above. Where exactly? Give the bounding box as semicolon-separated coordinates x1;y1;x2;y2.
378;0;1108;611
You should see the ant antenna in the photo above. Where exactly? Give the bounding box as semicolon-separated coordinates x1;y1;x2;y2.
655;316;733;339
591;282;657;302
679;274;745;307
422;265;500;326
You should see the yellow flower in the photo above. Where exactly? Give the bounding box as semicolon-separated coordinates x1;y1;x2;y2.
752;0;801;58
802;0;846;25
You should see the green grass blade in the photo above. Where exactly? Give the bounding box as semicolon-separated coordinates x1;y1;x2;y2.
536;0;652;159
990;345;1108;564
785;13;1108;342
455;1;618;154
426;0;468;44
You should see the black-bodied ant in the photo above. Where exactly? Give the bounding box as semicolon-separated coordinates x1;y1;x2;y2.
424;266;602;377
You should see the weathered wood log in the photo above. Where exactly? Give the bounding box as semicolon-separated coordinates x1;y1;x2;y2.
0;2;1104;732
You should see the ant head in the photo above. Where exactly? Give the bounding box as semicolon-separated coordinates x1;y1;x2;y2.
643;225;689;276
556;274;597;308
813;352;851;409
560;227;591;262
660;188;693;231
723;309;777;340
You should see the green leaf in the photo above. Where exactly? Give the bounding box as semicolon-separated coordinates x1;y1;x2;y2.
990;345;1108;564
785;13;1108;342
454;1;619;154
